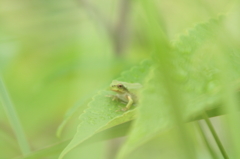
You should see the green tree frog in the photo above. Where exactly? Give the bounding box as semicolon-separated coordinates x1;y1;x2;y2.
109;80;142;112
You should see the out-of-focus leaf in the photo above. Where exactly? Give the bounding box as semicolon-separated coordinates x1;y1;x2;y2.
116;9;235;158
59;60;151;159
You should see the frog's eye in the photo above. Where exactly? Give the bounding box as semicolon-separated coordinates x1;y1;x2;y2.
117;84;123;88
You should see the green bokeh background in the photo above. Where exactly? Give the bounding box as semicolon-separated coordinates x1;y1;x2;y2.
0;0;238;158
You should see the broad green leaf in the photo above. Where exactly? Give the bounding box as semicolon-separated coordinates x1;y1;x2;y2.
117;66;215;158
97;109;136;132
56;93;93;138
116;3;232;157
59;60;152;159
172;16;224;53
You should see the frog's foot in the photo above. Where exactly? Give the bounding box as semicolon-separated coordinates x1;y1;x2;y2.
115;106;128;112
105;95;112;98
115;106;122;112
121;107;129;111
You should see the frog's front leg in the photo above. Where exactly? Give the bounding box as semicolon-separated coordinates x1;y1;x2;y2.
121;95;133;111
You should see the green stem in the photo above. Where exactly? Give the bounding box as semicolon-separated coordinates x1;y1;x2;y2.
203;112;228;159
196;121;218;159
0;78;31;155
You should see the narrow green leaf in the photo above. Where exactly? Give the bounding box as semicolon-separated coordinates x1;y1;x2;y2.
196;122;218;159
0;77;31;155
202;112;229;159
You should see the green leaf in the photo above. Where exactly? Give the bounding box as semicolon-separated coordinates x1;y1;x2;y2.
56;94;92;138
59;60;152;159
172;15;224;53
116;7;228;158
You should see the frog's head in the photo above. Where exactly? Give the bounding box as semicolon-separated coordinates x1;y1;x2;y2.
110;80;129;93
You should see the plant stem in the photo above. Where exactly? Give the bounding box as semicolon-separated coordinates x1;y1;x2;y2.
196;121;218;159
0;78;31;155
203;112;228;159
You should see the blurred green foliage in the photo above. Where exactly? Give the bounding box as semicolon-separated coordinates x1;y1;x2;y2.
1;0;240;159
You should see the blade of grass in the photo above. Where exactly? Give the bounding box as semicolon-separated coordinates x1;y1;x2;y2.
0;77;31;155
196;121;218;159
202;112;228;159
